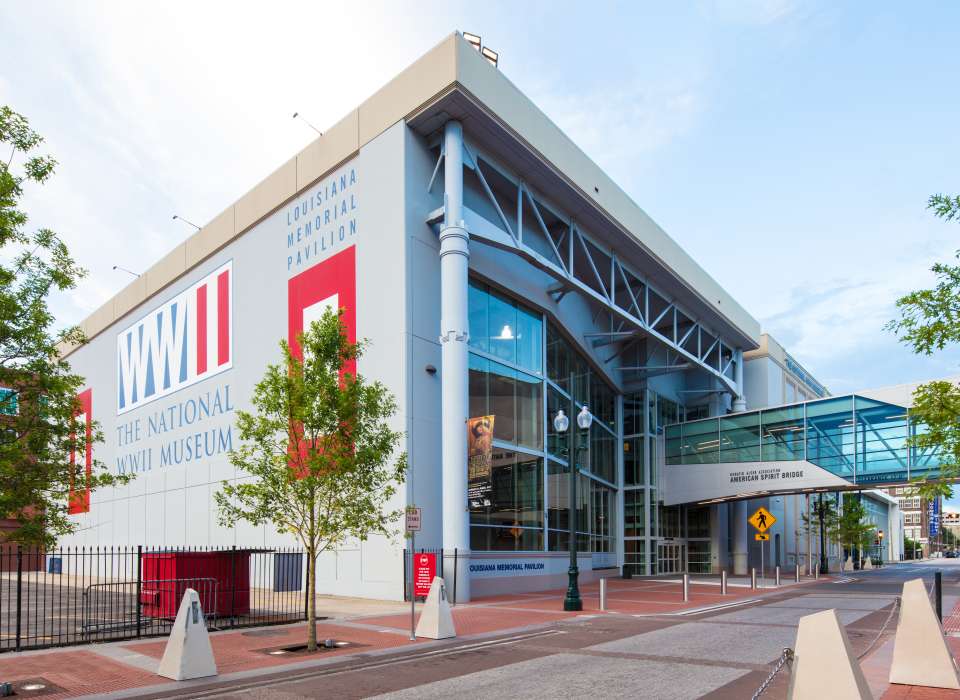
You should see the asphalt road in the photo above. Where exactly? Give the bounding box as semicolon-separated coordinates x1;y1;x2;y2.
145;560;960;700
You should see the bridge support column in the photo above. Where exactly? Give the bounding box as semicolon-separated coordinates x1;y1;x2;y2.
733;501;748;575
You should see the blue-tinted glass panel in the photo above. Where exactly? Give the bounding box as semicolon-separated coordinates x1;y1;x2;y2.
624;437;644;485
0;387;17;416
665;424;682;465
589;423;615;483
468;280;489;354
806;396;854;478
854;397;910;484
623;392;644;437
719;412;761;463
681;418;719;464
487;289;518;365
761;405;805;461
516;305;543;374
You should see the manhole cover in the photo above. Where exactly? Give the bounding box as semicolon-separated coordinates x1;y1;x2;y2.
257;639;354;656
12;678;63;697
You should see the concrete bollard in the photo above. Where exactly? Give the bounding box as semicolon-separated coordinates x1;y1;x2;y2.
720;570;728;595
788;609;871;699
795;563;801;583
415;577;456;640
775;566;781;587
751;567;757;590
157;589;217;681
682;573;690;602
600;577;607;611
889;578;960;689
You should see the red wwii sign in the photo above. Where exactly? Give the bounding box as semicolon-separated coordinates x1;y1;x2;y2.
413;552;436;598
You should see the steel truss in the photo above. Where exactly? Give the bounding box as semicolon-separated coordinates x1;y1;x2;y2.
427;140;741;394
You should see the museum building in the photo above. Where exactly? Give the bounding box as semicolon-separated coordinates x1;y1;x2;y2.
60;33;920;601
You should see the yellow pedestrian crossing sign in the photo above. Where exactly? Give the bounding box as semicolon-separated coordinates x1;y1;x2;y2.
748;506;776;534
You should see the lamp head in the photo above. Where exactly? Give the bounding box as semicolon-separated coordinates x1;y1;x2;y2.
577;405;593;430
553;409;569;433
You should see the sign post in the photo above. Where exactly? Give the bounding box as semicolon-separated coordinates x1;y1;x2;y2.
748;506;776;588
405;506;421;641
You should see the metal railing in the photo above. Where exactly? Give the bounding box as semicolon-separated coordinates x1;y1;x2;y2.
0;545;307;653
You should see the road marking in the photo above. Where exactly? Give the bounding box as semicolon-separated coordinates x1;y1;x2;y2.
168;629;565;699
632;598;762;618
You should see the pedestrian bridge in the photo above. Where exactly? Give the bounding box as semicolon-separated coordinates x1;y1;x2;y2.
662;392;942;505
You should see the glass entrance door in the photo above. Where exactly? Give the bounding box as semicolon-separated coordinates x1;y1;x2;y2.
657;542;686;574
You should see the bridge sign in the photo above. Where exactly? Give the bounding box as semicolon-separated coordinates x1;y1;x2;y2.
748;506;776;534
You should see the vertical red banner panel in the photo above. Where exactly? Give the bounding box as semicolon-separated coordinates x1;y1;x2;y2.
68;388;93;515
196;284;208;375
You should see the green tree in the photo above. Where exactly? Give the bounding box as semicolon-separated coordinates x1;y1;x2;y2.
828;496;876;567
887;194;960;502
216;308;407;652
0;106;126;548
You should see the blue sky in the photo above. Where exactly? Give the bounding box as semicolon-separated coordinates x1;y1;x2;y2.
2;2;959;501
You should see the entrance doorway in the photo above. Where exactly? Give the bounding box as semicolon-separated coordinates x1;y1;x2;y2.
657;541;686;574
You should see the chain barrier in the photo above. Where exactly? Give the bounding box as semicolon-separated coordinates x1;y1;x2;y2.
751;647;794;700
857;596;900;660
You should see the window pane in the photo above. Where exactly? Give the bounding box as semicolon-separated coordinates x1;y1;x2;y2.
547;385;568;459
488;361;517;444
623;391;644;436
468;280;489;354
470;450;543;532
624;489;645;537
516;305;543;374
761;405;804;461
471;526;543;551
590;377;616;432
624;437;644;485
590;423;615;483
806;396;854;478
515;369;543;449
719;412;761;463
665;424;682;466
468;353;489;422
681;418;719;464
488;289;518;365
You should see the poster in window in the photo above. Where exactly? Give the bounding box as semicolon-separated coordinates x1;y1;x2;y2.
467;415;494;507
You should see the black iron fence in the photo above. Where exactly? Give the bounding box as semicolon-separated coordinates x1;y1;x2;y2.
402;548;461;604
0;545;307;653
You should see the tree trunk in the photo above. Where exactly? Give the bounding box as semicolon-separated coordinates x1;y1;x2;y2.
307;544;317;652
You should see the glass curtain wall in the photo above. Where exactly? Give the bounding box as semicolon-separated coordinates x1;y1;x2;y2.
623;390;680;575
468;279;619;556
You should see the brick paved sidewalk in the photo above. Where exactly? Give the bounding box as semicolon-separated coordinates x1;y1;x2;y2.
0;574;947;699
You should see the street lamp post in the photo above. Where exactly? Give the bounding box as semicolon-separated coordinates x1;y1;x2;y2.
815;493;829;575
878;529;884;567
554;392;592;612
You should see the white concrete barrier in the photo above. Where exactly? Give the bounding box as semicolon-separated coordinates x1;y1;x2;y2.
787;608;871;700
157;588;217;681
414;576;456;640
843;556;853;572
889;578;960;689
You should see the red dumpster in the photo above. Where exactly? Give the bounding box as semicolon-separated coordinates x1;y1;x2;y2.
140;550;261;619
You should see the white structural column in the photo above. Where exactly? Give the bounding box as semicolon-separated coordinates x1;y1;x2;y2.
439;121;471;602
731;349;750;576
732;500;749;575
732;348;746;413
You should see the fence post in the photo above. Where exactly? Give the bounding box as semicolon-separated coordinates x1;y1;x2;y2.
452;548;458;606
230;545;237;623
136;545;143;638
15;546;23;652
